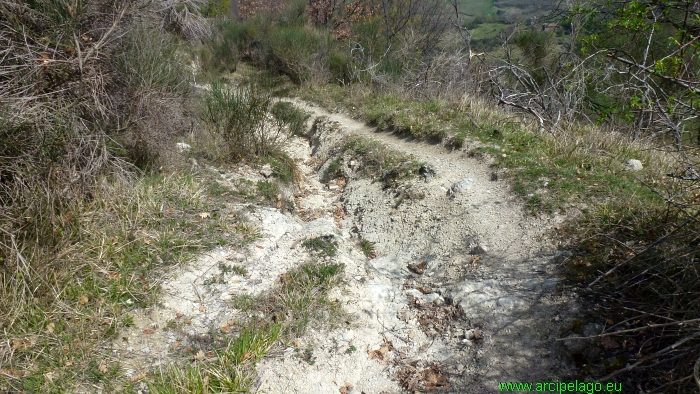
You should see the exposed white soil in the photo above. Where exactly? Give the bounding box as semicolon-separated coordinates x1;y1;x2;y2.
111;97;579;394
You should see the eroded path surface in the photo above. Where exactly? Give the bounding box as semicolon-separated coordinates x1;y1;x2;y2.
113;97;578;394
256;99;578;392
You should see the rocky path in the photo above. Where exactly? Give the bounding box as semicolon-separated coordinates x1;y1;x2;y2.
253;100;579;392
113;97;578;393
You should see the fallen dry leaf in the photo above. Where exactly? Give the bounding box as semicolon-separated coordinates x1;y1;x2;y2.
407;261;427;275
408;330;415;340
199;305;206;312
600;336;620;349
78;295;89;305
1;369;26;377
130;372;146;382
339;382;354;394
172;342;181;350
194;350;206;361
175;313;184;318
105;272;122;280
220;325;231;333
45;322;55;334
368;345;392;360
422;365;450;388
293;340;301;348
471;256;481;265
11;337;36;350
198;212;210;219
98;360;108;373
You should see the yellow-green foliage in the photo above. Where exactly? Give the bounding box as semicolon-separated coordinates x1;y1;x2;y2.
203;0;231;17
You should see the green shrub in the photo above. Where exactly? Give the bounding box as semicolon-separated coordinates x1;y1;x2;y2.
201;82;291;159
324;158;343;180
265;26;329;83
256;180;280;202
204;17;272;72
329;51;354;84
206;23;241;72
271;101;310;135
117;25;190;93
202;0;231;17
341;135;423;185
261;150;300;184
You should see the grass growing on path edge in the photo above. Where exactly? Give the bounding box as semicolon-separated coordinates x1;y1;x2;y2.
294;78;700;391
146;261;344;393
297;83;673;217
0;172;236;393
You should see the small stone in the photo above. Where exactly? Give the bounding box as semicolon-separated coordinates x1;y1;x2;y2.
260;164;273;178
464;329;481;340
405;289;423;299
625;159;643;171
176;142;191;153
449;178;475;194
471;244;489;255
422;293;444;305
419;164;438;183
490;173;498;181
337;330;355;341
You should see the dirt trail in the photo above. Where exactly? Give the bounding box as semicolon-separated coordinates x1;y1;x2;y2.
112;97;578;394
254;99;578;392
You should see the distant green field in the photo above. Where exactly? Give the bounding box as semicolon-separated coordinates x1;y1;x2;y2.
457;0;496;16
471;22;505;40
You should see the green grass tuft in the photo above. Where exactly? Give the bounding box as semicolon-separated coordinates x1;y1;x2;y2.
302;236;338;258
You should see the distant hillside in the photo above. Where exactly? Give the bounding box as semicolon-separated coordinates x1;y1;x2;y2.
457;0;561;19
494;0;561;18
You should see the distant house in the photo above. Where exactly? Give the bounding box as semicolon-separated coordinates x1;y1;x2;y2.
542;23;561;32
